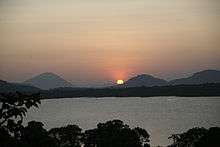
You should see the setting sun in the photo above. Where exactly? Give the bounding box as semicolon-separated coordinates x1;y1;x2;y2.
117;80;124;85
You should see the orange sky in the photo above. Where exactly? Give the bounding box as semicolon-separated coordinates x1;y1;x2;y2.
0;0;220;86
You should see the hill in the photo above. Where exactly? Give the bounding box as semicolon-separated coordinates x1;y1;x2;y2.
24;72;73;90
169;70;220;85
117;74;168;87
0;80;40;93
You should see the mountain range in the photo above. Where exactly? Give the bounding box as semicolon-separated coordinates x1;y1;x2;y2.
121;70;220;88
169;70;220;85
1;69;220;91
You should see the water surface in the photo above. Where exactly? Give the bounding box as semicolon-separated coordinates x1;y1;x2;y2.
25;97;220;146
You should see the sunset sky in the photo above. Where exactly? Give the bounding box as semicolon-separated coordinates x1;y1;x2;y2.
0;0;220;86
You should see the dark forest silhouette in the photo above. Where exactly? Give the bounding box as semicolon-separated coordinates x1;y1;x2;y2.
43;83;220;98
1;82;220;98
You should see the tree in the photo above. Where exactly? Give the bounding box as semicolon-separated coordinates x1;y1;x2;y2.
83;119;150;147
0;126;16;147
133;127;150;147
49;124;83;147
0;92;42;147
194;127;220;147
0;92;41;126
168;127;220;147
19;121;57;147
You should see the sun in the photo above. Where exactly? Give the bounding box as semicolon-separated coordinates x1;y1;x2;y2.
116;79;124;85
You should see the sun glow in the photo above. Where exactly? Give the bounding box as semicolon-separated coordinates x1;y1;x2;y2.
116;80;124;85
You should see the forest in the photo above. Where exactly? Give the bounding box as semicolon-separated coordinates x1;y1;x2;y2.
43;83;220;98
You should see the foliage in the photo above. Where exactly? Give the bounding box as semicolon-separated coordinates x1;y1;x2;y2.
83;119;150;147
0;92;41;127
0;126;16;147
49;124;83;147
168;127;220;147
0;92;42;147
194;127;220;147
19;121;57;147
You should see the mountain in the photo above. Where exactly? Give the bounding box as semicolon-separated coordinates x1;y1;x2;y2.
0;80;40;93
114;69;220;88
0;80;7;86
117;74;168;88
169;70;220;85
24;72;73;90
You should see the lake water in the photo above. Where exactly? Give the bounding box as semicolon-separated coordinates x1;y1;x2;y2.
25;97;220;146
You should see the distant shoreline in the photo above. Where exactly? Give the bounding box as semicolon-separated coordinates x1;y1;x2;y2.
41;96;220;101
1;82;220;99
40;83;220;99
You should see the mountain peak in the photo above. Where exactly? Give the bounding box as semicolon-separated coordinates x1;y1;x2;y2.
192;69;220;77
121;74;167;87
0;80;7;86
37;72;60;77
134;74;154;79
170;69;220;85
24;72;73;90
41;72;55;75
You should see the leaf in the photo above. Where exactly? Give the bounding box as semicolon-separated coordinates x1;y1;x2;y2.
33;103;39;108
17;120;22;125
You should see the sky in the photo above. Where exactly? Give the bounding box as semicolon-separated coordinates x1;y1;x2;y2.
0;0;220;86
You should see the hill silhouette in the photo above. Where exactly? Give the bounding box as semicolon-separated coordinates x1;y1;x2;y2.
117;74;167;88
115;69;220;88
24;72;73;90
0;80;40;93
1;69;220;97
169;70;220;85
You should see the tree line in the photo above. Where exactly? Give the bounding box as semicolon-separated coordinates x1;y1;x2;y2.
43;83;220;98
1;82;220;98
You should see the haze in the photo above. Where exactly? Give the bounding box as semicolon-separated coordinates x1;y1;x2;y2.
0;0;220;86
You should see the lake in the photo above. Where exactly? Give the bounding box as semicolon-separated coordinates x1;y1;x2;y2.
25;97;220;146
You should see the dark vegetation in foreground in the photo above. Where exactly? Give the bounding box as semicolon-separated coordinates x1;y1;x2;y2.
0;93;220;147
